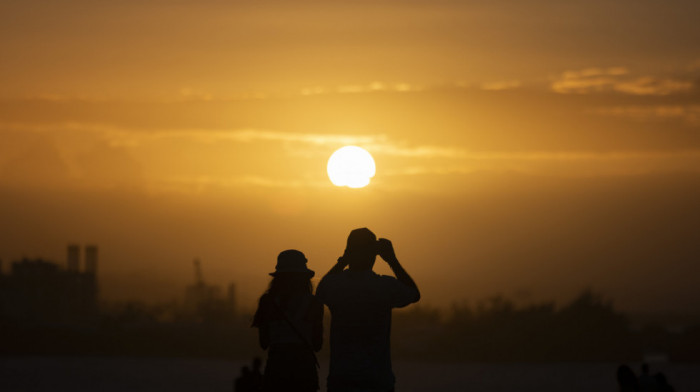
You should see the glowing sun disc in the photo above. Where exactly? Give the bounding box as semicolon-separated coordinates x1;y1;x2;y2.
327;146;376;188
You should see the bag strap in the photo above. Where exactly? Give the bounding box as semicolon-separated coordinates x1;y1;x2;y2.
271;297;320;369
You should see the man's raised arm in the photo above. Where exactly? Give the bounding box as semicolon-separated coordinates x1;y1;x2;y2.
323;255;349;277
377;238;421;302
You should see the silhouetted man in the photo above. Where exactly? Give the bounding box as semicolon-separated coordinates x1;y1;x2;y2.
316;228;420;392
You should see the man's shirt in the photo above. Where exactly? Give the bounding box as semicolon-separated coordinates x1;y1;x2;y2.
316;269;419;391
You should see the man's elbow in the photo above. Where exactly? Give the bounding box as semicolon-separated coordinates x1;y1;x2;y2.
411;287;421;304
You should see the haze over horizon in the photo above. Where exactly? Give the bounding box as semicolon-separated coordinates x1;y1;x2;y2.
1;0;699;313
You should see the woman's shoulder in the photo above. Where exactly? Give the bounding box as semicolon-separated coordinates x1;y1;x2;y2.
253;293;275;327
257;293;281;315
259;293;277;307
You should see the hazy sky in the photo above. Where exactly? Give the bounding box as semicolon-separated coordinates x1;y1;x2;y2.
1;0;699;312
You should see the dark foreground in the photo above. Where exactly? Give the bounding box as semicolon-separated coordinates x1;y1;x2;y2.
1;357;699;392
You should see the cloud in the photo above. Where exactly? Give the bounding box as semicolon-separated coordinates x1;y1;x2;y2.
0;122;468;160
221;130;382;146
152;175;313;193
593;105;700;126
7;121;700;162
552;67;693;95
480;80;522;91
301;82;422;96
551;67;625;94
21;81;425;104
0;122;384;148
613;77;694;96
563;67;630;79
149;146;700;194
379;150;700;185
367;144;467;158
4;121;700;194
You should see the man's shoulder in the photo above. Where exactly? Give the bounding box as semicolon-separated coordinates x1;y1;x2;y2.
316;271;345;302
324;271;397;283
318;271;345;287
317;270;379;298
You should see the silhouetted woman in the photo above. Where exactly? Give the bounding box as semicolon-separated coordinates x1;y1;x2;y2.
252;250;323;392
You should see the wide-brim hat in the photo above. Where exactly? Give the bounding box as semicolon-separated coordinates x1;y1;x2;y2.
269;249;315;277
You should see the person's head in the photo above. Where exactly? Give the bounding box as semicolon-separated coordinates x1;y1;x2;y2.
641;363;649;375
267;249;314;297
344;228;378;271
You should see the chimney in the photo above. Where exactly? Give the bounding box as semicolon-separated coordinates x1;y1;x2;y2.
85;245;98;275
67;244;80;271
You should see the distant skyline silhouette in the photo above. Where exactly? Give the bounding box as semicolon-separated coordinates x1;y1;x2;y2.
1;172;698;314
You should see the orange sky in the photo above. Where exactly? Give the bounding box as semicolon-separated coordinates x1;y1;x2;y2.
1;0;700;312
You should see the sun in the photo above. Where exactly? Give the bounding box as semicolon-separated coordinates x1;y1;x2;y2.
327;146;376;188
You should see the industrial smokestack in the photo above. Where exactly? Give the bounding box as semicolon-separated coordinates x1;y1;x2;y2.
67;244;80;271
85;245;98;275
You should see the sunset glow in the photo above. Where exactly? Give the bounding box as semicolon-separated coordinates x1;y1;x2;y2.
0;0;699;314
327;146;376;188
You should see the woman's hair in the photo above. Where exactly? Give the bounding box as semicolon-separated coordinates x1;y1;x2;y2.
266;273;312;300
252;273;312;327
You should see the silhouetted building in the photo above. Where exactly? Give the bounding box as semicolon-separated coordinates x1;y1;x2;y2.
0;245;98;325
183;258;236;322
67;244;80;272
85;245;98;275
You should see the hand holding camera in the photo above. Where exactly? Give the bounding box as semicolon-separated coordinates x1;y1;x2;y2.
377;238;398;264
337;249;350;268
